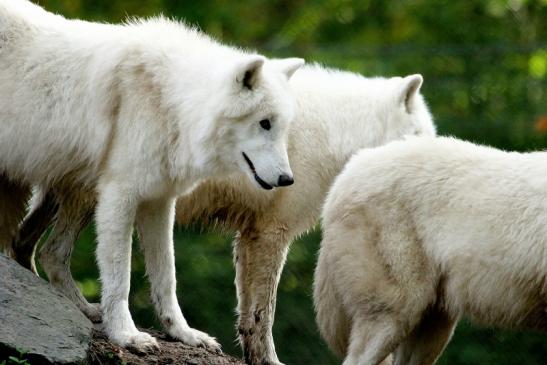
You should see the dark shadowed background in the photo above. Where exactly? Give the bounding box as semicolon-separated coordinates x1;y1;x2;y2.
34;0;547;364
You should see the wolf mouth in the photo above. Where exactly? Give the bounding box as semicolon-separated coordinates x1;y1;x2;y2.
242;152;273;190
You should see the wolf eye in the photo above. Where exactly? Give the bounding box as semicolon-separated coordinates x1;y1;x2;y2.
259;119;271;131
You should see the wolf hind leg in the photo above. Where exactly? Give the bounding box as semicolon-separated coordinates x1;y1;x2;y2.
38;188;101;322
341;315;406;365
393;307;457;365
328;210;434;365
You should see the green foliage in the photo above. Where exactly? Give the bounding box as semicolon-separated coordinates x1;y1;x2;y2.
4;349;31;365
7;358;28;365
32;0;547;364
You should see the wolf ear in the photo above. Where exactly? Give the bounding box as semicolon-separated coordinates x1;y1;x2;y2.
236;55;265;91
400;74;423;113
272;58;305;80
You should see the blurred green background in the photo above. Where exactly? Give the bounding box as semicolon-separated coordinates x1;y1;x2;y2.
34;0;547;364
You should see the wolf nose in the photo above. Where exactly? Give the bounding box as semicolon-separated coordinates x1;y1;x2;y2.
277;174;294;187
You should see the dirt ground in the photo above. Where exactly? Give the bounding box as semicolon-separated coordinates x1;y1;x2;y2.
87;327;245;365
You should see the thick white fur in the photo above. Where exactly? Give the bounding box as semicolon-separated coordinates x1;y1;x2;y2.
0;0;304;351
316;136;547;365
10;65;436;364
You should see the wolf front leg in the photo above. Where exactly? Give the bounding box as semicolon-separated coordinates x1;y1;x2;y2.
234;226;291;365
136;198;220;351
96;183;158;351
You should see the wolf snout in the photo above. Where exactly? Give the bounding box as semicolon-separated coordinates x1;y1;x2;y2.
277;174;294;187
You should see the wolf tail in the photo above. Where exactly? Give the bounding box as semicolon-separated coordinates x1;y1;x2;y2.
0;174;31;258
14;187;60;273
313;245;350;358
0;178;58;273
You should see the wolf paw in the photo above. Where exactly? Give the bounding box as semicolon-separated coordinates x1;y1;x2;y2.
244;352;285;365
111;330;159;353
258;360;285;365
170;326;221;353
81;302;102;323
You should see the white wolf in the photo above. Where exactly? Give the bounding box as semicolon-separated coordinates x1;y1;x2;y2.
6;66;436;364
315;136;547;365
0;0;304;351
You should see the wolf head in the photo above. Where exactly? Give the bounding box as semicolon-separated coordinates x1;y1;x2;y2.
197;55;304;190
285;67;436;168
381;74;436;141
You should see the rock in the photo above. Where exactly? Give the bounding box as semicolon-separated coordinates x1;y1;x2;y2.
0;254;245;364
0;254;93;364
88;327;246;365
